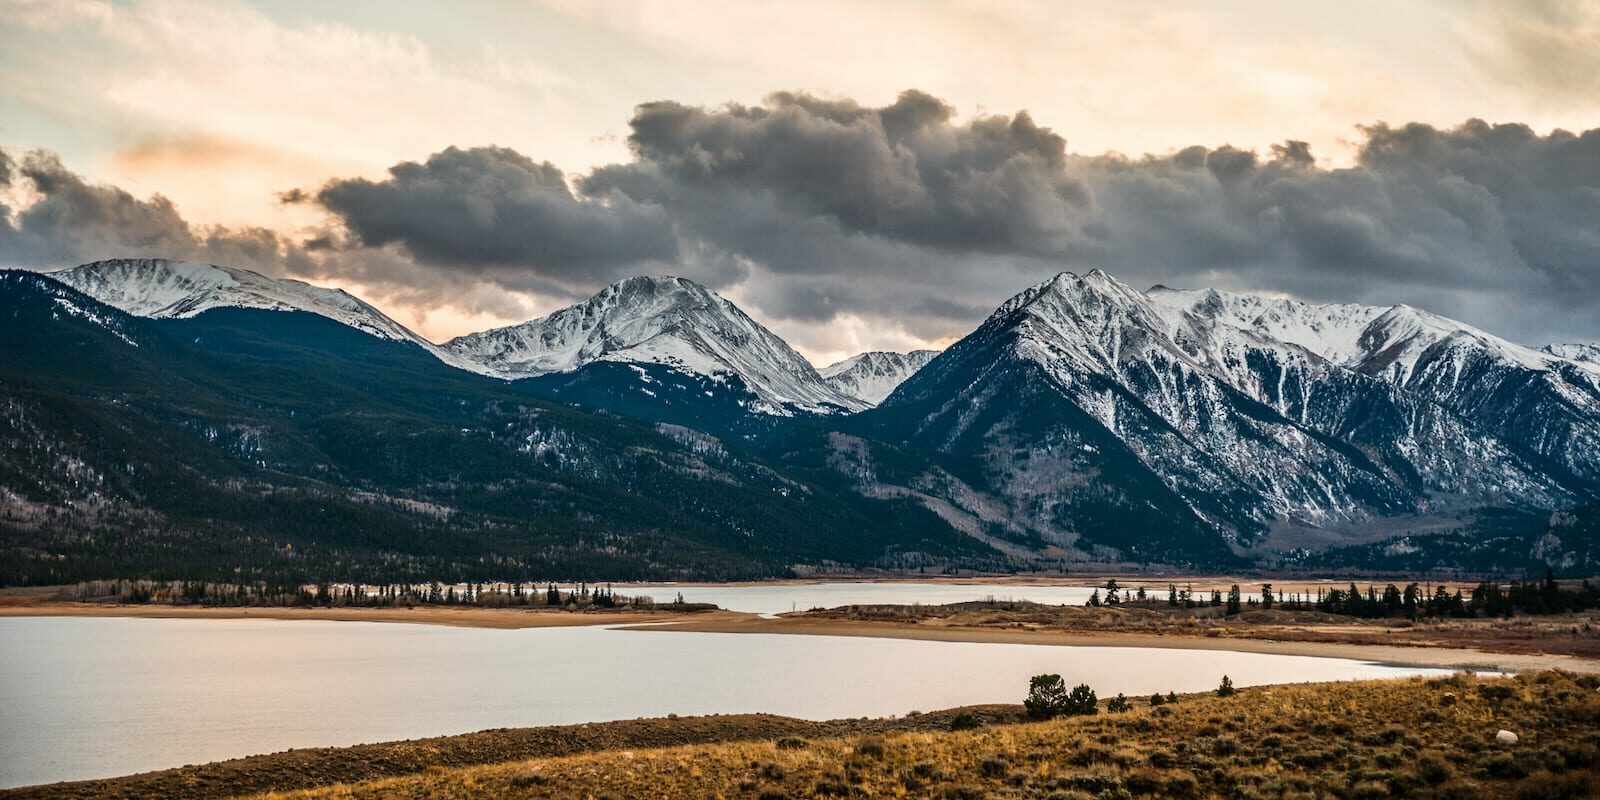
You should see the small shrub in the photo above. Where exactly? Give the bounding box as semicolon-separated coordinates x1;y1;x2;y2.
1479;683;1518;702
1217;675;1236;697
1124;768;1163;795
1415;752;1453;784
1513;771;1598;800
1026;674;1070;719
1165;771;1200;798
1149;693;1165;706
1482;752;1530;779
941;783;990;799
1064;683;1099;716
853;738;886;759
776;736;809;750
1106;693;1132;713
1349;781;1390;800
949;712;981;731
813;779;851;796
978;756;1008;778
1436;779;1489;800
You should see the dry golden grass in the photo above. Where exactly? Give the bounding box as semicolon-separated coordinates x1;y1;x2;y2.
796;601;1600;660
256;671;1600;800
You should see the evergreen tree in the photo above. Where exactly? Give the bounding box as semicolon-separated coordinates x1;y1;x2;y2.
1064;684;1099;716
1025;674;1070;719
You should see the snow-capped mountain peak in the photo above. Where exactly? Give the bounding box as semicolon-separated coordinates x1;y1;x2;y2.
820;349;940;406
444;275;862;414
1544;342;1600;365
53;258;412;342
1146;283;1591;380
49;258;489;372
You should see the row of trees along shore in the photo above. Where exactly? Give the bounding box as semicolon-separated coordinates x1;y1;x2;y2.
1084;571;1599;618
62;580;700;609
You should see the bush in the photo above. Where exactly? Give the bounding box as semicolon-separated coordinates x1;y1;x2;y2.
1149;693;1165;706
949;712;981;731
1417;752;1454;784
1216;675;1236;697
1513;771;1599;800
1026;674;1098;718
776;736;809;750
1064;683;1099;716
854;738;886;759
1026;674;1070;719
1106;693;1132;713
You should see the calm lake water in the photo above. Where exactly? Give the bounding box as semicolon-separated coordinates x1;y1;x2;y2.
629;581;1102;615
0;614;1452;789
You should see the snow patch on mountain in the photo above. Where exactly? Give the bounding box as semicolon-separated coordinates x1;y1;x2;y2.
1147;284;1594;379
444;276;862;414
50;259;483;372
1546;343;1600;364
821;350;940;406
902;270;1577;541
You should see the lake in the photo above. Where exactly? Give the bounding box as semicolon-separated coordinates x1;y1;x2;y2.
626;581;1103;615
0;614;1451;789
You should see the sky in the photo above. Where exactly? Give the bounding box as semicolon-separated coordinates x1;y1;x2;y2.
2;0;1599;365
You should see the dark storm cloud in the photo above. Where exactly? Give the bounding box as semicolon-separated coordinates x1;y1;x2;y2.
6;91;1599;346
310;146;684;286
0;149;307;276
582;90;1093;258
558;92;1600;343
1074;120;1600;336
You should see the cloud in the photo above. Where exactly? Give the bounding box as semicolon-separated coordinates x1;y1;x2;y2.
1072;119;1600;336
578;95;1600;345
0;148;307;275
585;90;1093;258
312;146;681;286
6;90;1600;351
1472;0;1600;108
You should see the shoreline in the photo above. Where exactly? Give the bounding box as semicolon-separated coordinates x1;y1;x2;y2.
0;600;734;630
626;614;1600;674
6;598;1596;675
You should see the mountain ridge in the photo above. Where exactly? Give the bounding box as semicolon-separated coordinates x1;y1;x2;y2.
444;275;861;415
15;257;1600;574
820;350;940;406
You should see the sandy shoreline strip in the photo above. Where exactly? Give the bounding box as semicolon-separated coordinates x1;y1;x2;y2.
6;600;1597;675
0;601;735;630
624;615;1600;675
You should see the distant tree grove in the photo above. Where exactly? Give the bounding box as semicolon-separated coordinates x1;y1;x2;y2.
1093;572;1596;619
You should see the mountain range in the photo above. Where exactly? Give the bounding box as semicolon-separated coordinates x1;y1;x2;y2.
3;257;1597;582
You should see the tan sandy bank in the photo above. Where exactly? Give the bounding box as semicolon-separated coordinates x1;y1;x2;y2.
0;600;744;630
625;614;1600;675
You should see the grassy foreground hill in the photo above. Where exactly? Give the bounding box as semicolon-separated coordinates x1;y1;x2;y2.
13;671;1597;799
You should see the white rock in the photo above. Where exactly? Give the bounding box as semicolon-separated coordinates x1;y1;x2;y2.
1496;729;1519;745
